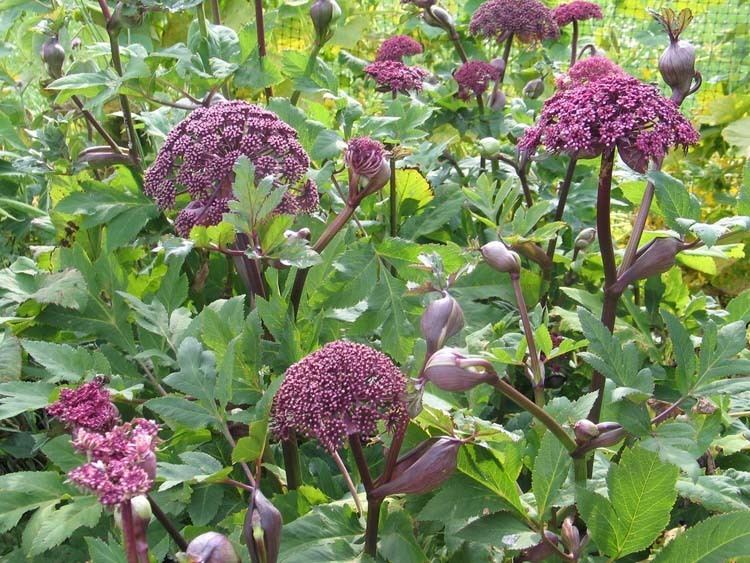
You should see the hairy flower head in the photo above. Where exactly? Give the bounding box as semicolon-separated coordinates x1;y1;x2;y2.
517;73;699;171
144;101;318;237
552;1;603;26
469;0;560;43
454;60;500;99
69;418;159;506
376;35;423;62
555;55;624;89
364;60;428;94
47;376;119;433
270;341;408;452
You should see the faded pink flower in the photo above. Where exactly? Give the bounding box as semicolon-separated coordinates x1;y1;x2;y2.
47;377;119;433
68;418;159;506
364;60;428;94
376;35;423;62
454;60;500;99
469;0;560;43
552;1;603;26
270;341;408;452
517;73;699;171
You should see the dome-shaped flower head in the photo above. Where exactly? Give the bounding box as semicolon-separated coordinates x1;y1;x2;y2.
144;101;318;237
517;74;699;172
363;60;428;94
376;35;423;62
270;341;409;452
345;137;387;178
552;1;603;27
68;418;159;506
454;60;501;99
47;376;119;434
555;55;624;89
469;0;560;43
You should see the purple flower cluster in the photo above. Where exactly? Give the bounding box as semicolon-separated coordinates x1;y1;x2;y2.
454;60;500;99
145;101;318;237
270;341;409;452
364;60;428;94
518;74;699;170
68;419;159;506
47;377;120;434
552;1;603;26
556;55;624;89
345;137;387;177
469;0;560;43
376;35;423;62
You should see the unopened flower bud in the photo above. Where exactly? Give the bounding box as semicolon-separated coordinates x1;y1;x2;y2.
490;58;506;76
423;348;497;392
595;421;621;433
522;531;560;562
184;532;239;563
310;0;341;43
651;8;699;103
610;237;684;294
421;293;464;354
41;36;65;79
488;86;506;111
523;78;545;99
574;227;596;251
244;489;282;563
478;137;502;158
481;241;521;275
574;419;599;445
114;495;152;529
371;437;462;498
561;517;581;554
423;6;455;33
71;37;82;50
76;146;132;168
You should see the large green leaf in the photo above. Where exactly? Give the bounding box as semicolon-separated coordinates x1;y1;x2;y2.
0;381;54;422
21;340;111;383
577;446;678;558
278;504;363;563
0;471;68;532
653;512;750;562
532;430;571;520
25;495;102;556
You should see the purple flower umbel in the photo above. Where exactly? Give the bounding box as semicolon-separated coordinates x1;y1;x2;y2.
552;1;603;26
555;55;624;89
270;341;409;452
518;73;699;171
376;35;423;62
68;419;159;506
454;60;500;99
47;376;120;434
469;0;560;43
363;60;428;94
145;101;318;237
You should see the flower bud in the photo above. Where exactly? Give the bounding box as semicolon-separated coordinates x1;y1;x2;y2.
310;0;341;43
488;86;506;112
561;517;581;555
651;8;699;103
490;58;506;76
574;419;599;445
522;531;560;562
595;421;621;433
610;237;684;294
574;227;596;251
423;6;455;33
523;78;544;99
76;146;132;168
421;293;464;355
41;36;65;79
184;532;240;563
114;495;151;530
71;37;82;50
478;137;502;158
423;348;497;392
371;437;462;498
244;489;282;563
481;241;521;275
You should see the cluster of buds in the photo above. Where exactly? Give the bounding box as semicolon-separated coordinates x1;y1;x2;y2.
310;0;341;45
178;532;240;563
573;419;625;455
244;489;282;563
650;7;701;105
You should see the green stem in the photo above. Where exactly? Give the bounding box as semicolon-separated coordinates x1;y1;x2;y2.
254;0;272;100
389;156;397;238
510;273;544;405
290;42;322;106
146;495;188;551
196;4;211;68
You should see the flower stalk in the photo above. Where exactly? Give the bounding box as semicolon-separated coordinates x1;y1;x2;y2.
510;272;545;405
254;0;272;100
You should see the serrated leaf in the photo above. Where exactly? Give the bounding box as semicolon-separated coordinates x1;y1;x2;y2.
532;431;571;520
232;419;268;463
21;340;110;383
189;484;224;526
661;310;696;394
163;337;217;409
653;512;750;562
0;331;21;381
28;496;102;555
650;170;700;232
144;396;217;429
0;381;54;421
0;471;67;533
278;504;362;563
158;451;229;490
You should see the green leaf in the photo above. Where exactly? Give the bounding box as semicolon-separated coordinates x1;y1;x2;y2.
457;444;526;519
676;472;750;512
225;156;287;234
27;495;102;555
0;331;21;381
532;431;571;520
164;337;217;408
727;288;750;323
41;435;85;473
158;451;229;490
578;446;678;558
189;484;224;526
310;129;346;161
231;419;268;463
652;512;750;562
86;537;127;563
455;512;538;550
649;170;700;232
21;340;110;383
0;471;67;532
278;504;363;562
661;310;696;394
723;117;750;155
309;241;378;309
0;381;54;422
695;320;750;391
144;396;217;429
379;507;427;563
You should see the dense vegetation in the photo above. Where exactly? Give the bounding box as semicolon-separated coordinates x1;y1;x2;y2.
1;0;750;561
